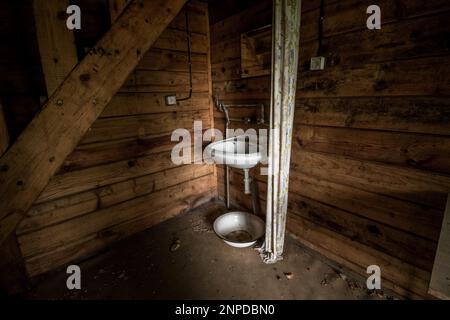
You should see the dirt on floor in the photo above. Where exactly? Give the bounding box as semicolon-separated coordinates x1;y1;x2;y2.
23;201;396;300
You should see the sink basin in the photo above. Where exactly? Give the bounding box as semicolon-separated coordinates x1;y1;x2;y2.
206;135;261;169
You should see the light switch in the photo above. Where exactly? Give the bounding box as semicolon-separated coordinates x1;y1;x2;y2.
310;56;326;70
165;95;177;106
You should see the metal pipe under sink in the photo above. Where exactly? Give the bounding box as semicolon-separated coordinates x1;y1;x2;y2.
214;98;264;210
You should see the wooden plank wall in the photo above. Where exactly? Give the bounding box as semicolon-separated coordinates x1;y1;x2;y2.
12;0;216;277
210;0;272;216
210;0;450;298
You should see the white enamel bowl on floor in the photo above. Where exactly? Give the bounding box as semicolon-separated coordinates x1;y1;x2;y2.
213;211;265;248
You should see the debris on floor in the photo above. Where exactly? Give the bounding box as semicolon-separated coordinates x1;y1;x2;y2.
338;273;347;281
170;238;181;252
23;202;395;300
284;272;294;280
320;272;339;286
190;216;213;233
346;279;361;291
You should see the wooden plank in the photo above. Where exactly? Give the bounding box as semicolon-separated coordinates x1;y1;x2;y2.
213;76;271;100
429;195;450;299
296;125;450;174
241;25;271;78
61;134;175;172
291;150;450;210
0;0;188;244
19;174;215;258
213;104;263;121
0;101;8;156
108;0;130;21
33;0;78;97
211;58;242;82
289;169;443;241
81;110;211;144
222;165;443;241
295;97;450;136
37;151;175;204
24;189;215;277
211;38;242;64
62;128;210;172
297;56;450;98
102;92;209;117
121;70;209;93
17;164;213;235
288;192;437;271
210;0;272;45
299;0;450;43
154;28;208;53
137;49;207;72
287;215;431;299
299;11;450;70
170;4;208;34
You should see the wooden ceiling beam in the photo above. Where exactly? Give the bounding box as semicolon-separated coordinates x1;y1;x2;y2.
0;0;188;245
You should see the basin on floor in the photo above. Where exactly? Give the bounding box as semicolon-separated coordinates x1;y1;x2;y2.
213;211;265;248
206;135;261;169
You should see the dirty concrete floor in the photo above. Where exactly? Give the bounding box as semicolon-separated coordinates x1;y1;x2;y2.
24;201;392;300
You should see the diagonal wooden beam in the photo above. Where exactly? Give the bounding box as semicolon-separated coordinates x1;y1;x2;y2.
109;0;131;21
0;0;187;245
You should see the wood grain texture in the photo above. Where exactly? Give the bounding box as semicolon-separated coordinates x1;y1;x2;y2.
25;188;214;277
20;174;215;275
101;92;209;117
82;110;210;144
13;0;215;277
32;0;78;97
0;0;188;244
18;164;213;235
295;97;450;135
296;125;450;174
109;0;130;21
210;0;450;298
19;174;214;258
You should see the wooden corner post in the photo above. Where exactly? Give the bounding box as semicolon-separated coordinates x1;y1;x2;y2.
261;0;301;263
0;0;187;246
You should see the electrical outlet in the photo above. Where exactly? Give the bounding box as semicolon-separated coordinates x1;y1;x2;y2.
165;95;177;106
310;56;326;70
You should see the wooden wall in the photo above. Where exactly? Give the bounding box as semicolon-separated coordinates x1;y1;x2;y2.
210;0;450;298
8;0;216;277
210;0;272;215
0;0;45;142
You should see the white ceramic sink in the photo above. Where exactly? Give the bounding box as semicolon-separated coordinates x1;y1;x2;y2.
206;135;261;169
